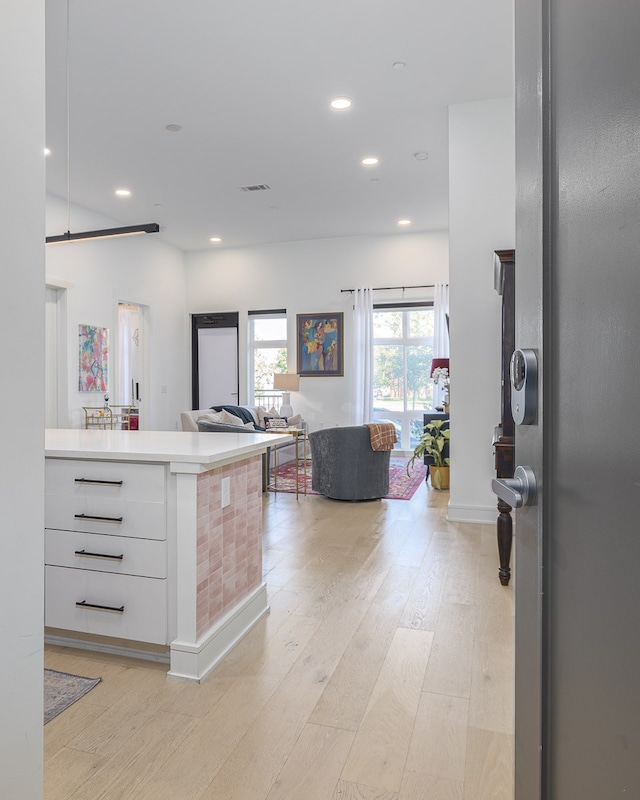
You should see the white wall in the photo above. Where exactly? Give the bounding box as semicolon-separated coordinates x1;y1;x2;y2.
1;2;45;794
186;231;449;430
448;97;515;522
46;195;189;430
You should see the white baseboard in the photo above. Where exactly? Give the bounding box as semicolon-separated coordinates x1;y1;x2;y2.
167;582;269;683
44;633;170;664
447;503;497;525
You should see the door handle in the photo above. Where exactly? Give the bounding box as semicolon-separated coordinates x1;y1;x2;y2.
492;465;537;508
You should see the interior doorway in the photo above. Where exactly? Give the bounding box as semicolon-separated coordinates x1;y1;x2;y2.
117;302;149;429
45;285;67;428
191;312;239;409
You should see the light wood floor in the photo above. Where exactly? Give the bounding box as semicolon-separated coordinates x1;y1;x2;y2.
44;481;514;800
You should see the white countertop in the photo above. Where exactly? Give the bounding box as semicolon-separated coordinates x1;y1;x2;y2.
45;428;293;466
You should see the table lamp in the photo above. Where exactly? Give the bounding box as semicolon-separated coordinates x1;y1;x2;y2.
273;373;300;417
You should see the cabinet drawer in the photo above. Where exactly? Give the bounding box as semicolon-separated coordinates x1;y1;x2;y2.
46;459;166;503
45;494;166;540
45;529;167;578
45;565;167;645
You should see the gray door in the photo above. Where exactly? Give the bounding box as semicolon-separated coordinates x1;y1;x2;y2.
514;0;640;797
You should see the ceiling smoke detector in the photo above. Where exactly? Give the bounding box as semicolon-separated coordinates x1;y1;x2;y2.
238;184;271;192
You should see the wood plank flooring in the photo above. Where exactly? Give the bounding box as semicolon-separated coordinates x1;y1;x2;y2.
44;481;514;800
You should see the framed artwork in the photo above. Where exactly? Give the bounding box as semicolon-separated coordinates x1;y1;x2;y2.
78;324;108;392
296;312;344;377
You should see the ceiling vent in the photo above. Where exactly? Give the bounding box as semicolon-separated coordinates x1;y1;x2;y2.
239;184;270;192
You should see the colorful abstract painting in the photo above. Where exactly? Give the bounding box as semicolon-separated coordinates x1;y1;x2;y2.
296;313;344;376
78;324;108;392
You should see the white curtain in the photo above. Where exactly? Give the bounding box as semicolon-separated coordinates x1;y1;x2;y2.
352;287;374;424
432;283;450;408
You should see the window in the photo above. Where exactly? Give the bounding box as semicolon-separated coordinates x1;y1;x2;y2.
372;305;434;449
248;311;287;406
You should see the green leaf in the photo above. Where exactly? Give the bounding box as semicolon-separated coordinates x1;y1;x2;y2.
408;419;450;472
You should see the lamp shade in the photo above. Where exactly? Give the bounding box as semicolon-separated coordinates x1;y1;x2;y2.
430;358;450;378
273;373;300;391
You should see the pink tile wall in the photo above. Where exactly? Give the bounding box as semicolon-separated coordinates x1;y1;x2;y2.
195;455;263;639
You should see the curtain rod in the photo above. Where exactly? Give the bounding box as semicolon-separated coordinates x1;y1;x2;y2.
341;284;434;294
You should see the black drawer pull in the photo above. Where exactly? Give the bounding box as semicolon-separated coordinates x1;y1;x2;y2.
74;478;123;486
74;549;124;561
74;513;123;524
75;600;125;613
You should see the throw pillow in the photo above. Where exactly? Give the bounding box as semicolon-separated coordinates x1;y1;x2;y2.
197;412;221;423
217;409;245;426
264;416;288;428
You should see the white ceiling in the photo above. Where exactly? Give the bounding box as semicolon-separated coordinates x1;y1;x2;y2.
45;0;513;253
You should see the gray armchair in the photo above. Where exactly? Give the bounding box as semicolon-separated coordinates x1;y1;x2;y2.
308;426;390;501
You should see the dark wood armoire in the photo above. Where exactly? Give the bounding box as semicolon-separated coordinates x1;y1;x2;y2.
493;249;515;585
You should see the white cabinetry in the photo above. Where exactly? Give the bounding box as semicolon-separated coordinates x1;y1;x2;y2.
45;459;168;645
44;429;286;680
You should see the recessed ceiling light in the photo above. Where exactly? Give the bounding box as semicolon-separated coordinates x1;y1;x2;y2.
44;147;51;156
209;237;222;243
414;152;429;161
115;188;131;197
398;219;411;226
330;96;352;110
361;157;379;166
165;124;182;132
392;61;406;70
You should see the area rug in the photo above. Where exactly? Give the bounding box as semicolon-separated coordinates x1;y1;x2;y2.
44;669;101;724
269;456;428;500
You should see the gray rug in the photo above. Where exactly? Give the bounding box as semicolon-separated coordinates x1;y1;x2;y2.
44;669;101;724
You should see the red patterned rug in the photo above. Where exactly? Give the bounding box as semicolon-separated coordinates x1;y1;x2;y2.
269;457;428;500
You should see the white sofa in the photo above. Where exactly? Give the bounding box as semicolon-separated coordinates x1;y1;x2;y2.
180;405;299;467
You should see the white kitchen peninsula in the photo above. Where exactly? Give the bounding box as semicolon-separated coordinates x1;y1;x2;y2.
44;428;291;682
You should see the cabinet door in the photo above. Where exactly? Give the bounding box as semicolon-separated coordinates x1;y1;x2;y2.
46;460;166;502
45;494;166;539
45;460;166;540
45;566;167;644
45;529;167;578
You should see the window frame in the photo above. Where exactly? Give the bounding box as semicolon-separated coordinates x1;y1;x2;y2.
372;302;435;450
247;309;288;406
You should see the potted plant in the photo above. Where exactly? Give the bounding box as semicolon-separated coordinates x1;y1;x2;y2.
407;419;450;489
